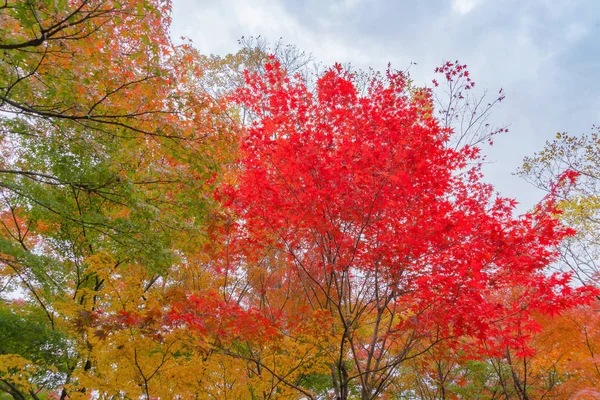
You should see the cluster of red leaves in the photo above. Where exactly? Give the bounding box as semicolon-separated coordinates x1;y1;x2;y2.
166;292;280;344
70;307;167;342
88;292;280;346
433;60;475;90
223;60;597;356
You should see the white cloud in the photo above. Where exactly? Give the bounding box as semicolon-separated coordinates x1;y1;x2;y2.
452;0;481;14
170;0;401;70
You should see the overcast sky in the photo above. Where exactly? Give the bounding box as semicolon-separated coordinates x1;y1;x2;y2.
170;0;600;213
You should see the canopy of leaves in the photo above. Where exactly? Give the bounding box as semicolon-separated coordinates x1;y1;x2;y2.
0;2;597;399
216;60;596;399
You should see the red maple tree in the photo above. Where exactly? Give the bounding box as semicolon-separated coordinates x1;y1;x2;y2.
167;60;597;399
224;60;596;399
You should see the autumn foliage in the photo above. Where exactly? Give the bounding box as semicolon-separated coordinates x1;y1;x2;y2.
213;59;596;398
1;2;599;400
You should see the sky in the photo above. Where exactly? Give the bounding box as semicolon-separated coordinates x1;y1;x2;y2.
170;0;600;213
